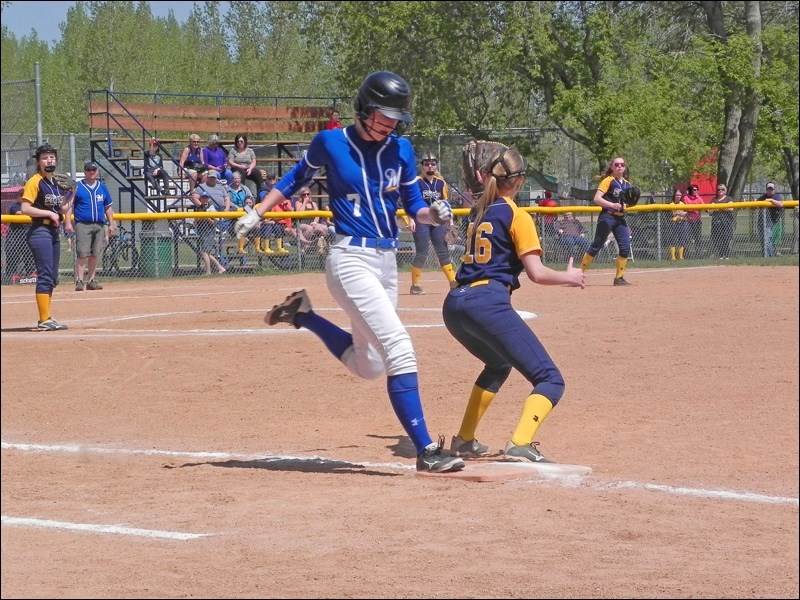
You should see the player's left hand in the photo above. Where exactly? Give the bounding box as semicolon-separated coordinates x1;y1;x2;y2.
429;199;452;226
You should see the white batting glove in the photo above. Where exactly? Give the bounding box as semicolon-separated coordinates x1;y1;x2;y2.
234;209;261;239
429;199;452;226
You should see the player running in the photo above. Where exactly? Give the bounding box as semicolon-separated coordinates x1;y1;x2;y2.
234;71;463;473
444;141;584;463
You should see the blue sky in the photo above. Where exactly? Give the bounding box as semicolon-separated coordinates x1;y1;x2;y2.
1;1;196;45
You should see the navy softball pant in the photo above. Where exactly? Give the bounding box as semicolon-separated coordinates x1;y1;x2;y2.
442;280;565;404
26;225;61;294
586;211;631;258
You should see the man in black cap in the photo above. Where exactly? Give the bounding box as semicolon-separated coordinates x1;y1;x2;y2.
66;161;116;290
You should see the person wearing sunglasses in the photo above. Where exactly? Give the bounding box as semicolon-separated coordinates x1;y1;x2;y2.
66;161;115;291
579;157;635;286
408;152;457;294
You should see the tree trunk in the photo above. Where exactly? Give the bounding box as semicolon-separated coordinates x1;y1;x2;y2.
711;1;763;200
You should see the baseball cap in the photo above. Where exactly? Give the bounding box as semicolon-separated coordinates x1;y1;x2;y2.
83;160;98;171
207;169;219;179
766;182;775;189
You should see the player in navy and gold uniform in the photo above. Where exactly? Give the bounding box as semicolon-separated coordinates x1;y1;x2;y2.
443;142;584;463
408;152;457;294
19;143;74;330
579;157;634;285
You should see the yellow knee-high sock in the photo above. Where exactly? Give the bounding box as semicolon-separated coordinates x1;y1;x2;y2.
669;246;676;260
262;238;274;254
441;263;456;285
254;237;265;254
36;293;50;322
678;246;685;260
457;385;496;442
511;394;553;446
580;253;594;272
237;237;247;253
276;238;290;255
615;256;628;279
411;266;422;287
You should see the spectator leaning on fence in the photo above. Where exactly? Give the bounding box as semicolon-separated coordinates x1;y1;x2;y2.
667;188;689;260
758;182;784;257
710;183;735;260
191;169;228;275
66;161;115;291
681;184;704;258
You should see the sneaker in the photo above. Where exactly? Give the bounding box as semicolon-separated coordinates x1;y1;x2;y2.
37;318;68;331
75;280;85;291
86;279;103;290
417;437;465;473
265;289;312;328
449;435;490;457
504;440;552;463
410;285;424;295
613;277;630;286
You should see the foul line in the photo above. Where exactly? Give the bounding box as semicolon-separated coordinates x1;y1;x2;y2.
1;515;211;540
3;441;796;507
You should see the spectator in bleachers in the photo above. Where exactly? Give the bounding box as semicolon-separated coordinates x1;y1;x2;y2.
202;134;233;186
144;137;170;197
226;171;254;252
179;133;204;194
295;187;329;253
710;183;735;260
555;212;590;259
191;169;228;275
324;110;343;130
667;188;689;260
228;134;264;196
682;183;704;258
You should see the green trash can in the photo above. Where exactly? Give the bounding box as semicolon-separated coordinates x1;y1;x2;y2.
140;231;174;278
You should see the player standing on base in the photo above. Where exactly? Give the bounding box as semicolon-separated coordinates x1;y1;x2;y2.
234;71;464;473
444;140;584;463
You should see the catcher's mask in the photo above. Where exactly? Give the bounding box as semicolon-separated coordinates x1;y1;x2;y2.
489;148;527;182
354;71;412;135
34;143;58;162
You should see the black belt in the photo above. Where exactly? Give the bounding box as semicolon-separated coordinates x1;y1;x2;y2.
348;237;398;250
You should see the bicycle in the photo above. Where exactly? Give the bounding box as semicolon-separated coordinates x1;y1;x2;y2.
101;223;139;276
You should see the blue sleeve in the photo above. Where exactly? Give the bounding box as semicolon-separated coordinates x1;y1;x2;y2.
398;138;426;218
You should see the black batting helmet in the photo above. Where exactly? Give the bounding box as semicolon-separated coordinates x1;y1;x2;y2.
420;152;437;164
34;143;58;160
354;71;413;125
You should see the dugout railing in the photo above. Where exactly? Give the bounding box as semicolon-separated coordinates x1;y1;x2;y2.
1;202;797;285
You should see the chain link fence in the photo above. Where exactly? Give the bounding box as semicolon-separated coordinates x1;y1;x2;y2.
1;204;796;286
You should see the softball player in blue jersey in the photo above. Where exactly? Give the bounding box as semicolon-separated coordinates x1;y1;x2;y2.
444;141;585;463
579;157;634;285
19;144;74;330
235;71;464;473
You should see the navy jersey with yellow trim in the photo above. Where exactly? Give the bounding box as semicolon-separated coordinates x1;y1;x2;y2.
22;173;68;228
417;175;448;206
598;175;632;211
456;196;541;291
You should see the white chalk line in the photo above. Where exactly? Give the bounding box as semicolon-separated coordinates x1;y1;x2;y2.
1;515;210;541
3;441;796;507
0;307;538;338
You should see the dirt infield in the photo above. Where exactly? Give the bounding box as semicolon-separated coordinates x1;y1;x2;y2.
1;265;798;599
